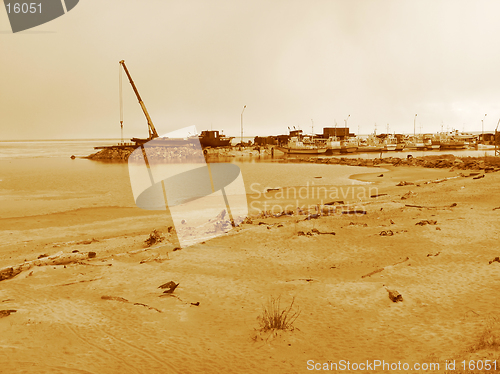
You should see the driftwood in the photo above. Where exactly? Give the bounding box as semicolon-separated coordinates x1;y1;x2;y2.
361;257;410;278
427;252;441;257
59;277;103;287
415;220;437;226
361;268;385;278
0;310;16;318
405;204;432;209
101;295;162;312
0;251;97;282
297;230;335;237
489;257;500;265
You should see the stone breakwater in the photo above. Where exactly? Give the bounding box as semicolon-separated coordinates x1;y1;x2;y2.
86;146;205;162
296;154;500;172
86;146;270;161
86;147;134;161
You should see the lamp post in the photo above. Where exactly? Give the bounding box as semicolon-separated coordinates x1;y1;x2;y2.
240;105;246;144
414;114;417;137
481;114;487;144
344;114;350;138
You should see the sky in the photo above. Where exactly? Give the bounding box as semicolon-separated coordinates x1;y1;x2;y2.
2;0;500;140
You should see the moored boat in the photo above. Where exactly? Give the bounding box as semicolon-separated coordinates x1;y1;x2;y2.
340;137;358;154
278;132;327;154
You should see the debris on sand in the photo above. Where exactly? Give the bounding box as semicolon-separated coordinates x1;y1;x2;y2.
427;252;441;257
379;230;394;236
401;191;417;200
159;281;179;294
101;296;129;303
361;257;409;279
473;174;485;180
415;220;437;226
341;209;367;215
298;230;335;237
370;193;388;198
266;188;280;192
489;257;500;265
385;287;403;302
0;310;16;318
349;222;368;227
362;268;385;278
191;302;200;306
396;181;414;186
145;229;165;247
324;200;344;206
101;296;162;312
0;251;99;282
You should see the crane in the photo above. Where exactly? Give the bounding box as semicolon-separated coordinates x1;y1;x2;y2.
119;60;159;143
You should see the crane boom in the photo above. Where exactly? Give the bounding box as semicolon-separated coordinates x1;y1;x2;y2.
119;60;159;140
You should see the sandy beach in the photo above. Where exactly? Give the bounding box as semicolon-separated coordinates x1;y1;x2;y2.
1;161;499;373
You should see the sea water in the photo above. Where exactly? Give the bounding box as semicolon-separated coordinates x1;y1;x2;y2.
0;139;406;219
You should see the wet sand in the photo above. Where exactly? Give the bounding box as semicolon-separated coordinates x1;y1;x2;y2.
1;165;499;373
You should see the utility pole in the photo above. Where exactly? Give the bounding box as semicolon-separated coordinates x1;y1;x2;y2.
240;105;246;144
481;114;487;144
344;114;350;138
414;114;417;137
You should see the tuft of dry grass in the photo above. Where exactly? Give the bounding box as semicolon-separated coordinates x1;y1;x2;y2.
258;296;300;332
444;315;500;374
469;315;500;353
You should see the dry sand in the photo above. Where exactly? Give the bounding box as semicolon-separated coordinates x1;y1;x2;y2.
1;165;500;373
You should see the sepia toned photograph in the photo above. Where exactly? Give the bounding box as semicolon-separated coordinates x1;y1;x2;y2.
1;1;500;373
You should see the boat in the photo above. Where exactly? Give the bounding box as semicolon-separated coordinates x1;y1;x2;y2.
357;135;384;153
198;130;233;148
340;137;358;154
316;136;341;155
405;135;426;150
383;135;398;151
423;135;440;150
278;135;327;154
440;139;466;150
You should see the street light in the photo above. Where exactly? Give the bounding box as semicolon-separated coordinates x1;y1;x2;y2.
240;105;246;144
414;114;417;137
481;114;487;144
343;114;350;140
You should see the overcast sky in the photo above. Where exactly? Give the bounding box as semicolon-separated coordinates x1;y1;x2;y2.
2;0;500;140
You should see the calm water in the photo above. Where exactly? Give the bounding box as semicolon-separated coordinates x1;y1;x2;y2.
0;140;380;219
0;139;121;160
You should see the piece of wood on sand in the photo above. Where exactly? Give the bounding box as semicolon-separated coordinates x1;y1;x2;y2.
361;257;409;278
0;251;96;282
